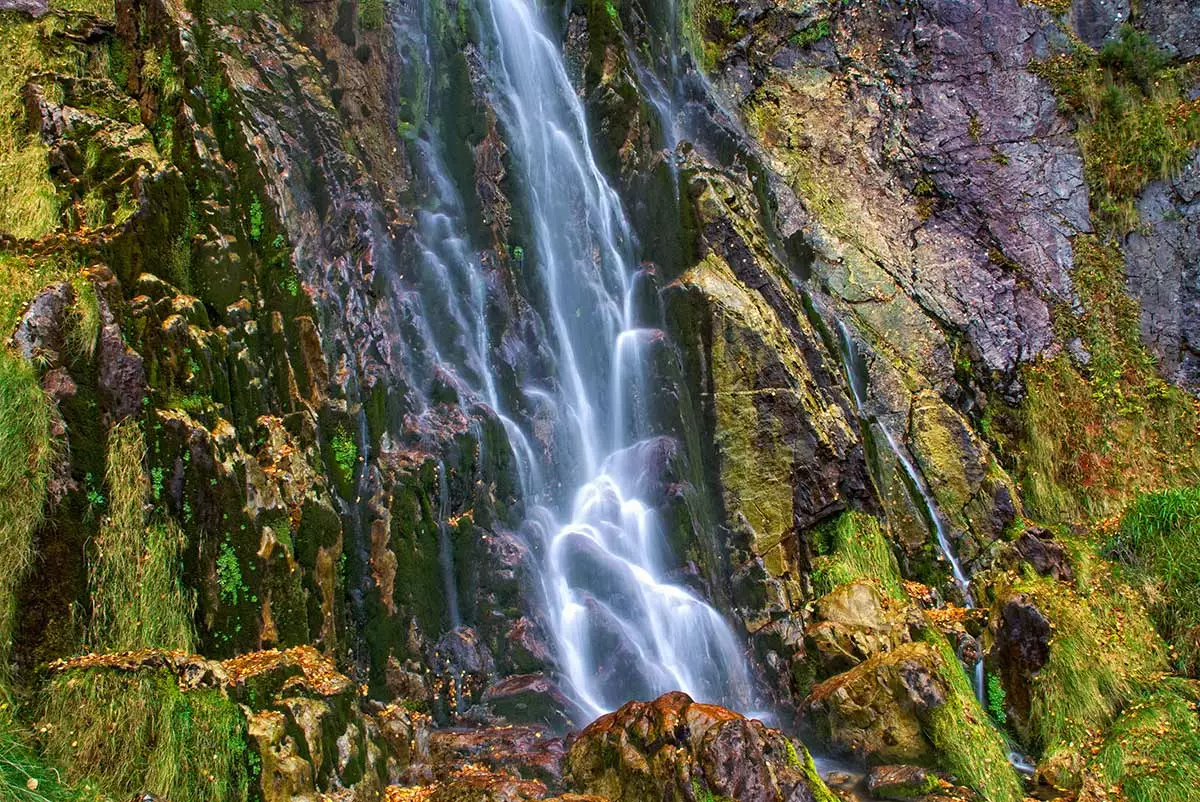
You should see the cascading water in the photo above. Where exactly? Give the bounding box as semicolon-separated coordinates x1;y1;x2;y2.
477;0;755;720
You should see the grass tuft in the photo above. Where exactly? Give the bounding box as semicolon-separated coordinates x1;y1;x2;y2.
39;669;248;802
0;350;55;670
1031;27;1200;234
89;420;194;652
1107;486;1200;675
1003;570;1166;781
809;510;905;601
1088;677;1200;802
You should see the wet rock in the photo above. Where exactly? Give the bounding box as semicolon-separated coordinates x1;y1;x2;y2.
805;581;915;675
1142;0;1200;59
988;594;1051;737
432;628;497;718
865;765;940;800
1067;0;1130;48
428;725;566;785
0;0;47;16
566;691;832;802
805;642;948;765
483;674;573;730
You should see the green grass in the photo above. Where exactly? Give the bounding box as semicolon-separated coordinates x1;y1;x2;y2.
809;510;905;600
0;351;55;671
1089;677;1200;802
39;669;248;802
1107;486;1200;675
88;421;194;652
1032;26;1200;234
0;697;90;802
920;630;1024;802
0;21;59;240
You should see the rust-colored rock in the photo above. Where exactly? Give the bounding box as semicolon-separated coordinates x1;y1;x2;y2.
566;691;832;802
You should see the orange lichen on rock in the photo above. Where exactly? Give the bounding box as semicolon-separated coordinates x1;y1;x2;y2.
222;644;351;696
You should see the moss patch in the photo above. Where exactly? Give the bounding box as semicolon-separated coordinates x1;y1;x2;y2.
809;510;905;601
921;629;1025;802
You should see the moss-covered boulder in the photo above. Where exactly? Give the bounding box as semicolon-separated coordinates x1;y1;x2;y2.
565;691;835;802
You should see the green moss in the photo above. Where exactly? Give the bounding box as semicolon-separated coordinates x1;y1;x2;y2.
789;19;830;48
1090;678;1200;802
40;669;249;802
787;740;839;802
809;510;905;601
1107;486;1200;674
920;630;1025;802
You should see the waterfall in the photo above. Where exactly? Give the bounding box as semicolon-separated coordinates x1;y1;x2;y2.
477;0;755;720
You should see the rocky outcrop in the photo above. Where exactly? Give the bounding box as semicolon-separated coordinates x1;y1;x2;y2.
565;691;834;802
1125;151;1200;394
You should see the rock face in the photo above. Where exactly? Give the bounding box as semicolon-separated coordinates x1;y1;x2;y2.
566;692;833;802
1126;152;1200;393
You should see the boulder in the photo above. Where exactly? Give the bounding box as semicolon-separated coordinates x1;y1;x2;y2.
566;691;833;802
987;595;1051;737
805;581;915;675
805;642;948;765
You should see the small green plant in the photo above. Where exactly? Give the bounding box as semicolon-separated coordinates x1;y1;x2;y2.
216;541;245;605
248;198;264;242
358;0;384;30
789;18;830;48
271;233;285;250
986;671;1007;724
281;274;300;297
330;430;358;479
